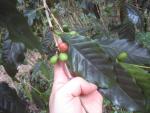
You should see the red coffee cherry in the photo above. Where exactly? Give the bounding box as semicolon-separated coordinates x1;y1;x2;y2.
58;42;68;52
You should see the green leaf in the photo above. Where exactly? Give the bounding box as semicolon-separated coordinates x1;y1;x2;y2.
120;3;144;31
0;82;28;113
31;89;47;109
24;9;37;26
109;22;135;41
120;63;150;111
62;35;115;88
1;32;26;77
62;34;146;112
97;38;150;65
32;60;53;80
136;32;150;50
42;28;56;57
23;83;32;101
40;61;53;80
80;1;100;19
31;60;53;101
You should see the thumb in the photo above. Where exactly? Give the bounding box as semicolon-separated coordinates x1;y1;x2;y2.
62;77;97;97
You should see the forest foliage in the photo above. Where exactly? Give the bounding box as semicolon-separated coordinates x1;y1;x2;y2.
0;0;150;113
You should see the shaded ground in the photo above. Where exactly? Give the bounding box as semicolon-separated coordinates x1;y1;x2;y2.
0;50;42;113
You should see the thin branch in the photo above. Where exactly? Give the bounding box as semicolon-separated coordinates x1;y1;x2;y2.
42;0;73;79
43;0;53;28
43;0;63;32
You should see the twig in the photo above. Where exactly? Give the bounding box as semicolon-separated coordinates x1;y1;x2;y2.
51;14;64;32
43;0;53;28
42;0;59;47
42;0;73;79
43;0;63;32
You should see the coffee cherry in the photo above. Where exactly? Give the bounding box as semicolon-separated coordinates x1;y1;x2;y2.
49;55;58;64
117;52;128;62
58;42;68;52
59;53;68;62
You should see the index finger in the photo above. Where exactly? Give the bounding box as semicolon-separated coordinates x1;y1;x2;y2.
54;62;68;84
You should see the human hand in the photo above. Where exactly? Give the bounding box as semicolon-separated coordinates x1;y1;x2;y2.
49;62;103;113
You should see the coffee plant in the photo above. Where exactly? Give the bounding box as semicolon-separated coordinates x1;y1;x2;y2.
0;0;150;113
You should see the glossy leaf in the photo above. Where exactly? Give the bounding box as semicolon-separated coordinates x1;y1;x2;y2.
41;28;56;58
97;38;150;65
61;34;146;112
136;32;150;50
62;35;115;88
120;62;150;111
81;0;100;19
119;23;135;41
32;60;53;80
31;90;47;109
110;22;135;41
1;32;26;77
0;82;28;113
120;3;144;30
30;60;53;110
24;9;37;26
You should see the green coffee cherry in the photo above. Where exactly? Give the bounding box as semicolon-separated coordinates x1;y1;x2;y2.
59;53;68;62
49;55;58;64
117;52;128;62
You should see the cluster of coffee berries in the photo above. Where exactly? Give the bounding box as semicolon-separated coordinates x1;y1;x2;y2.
49;42;69;64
